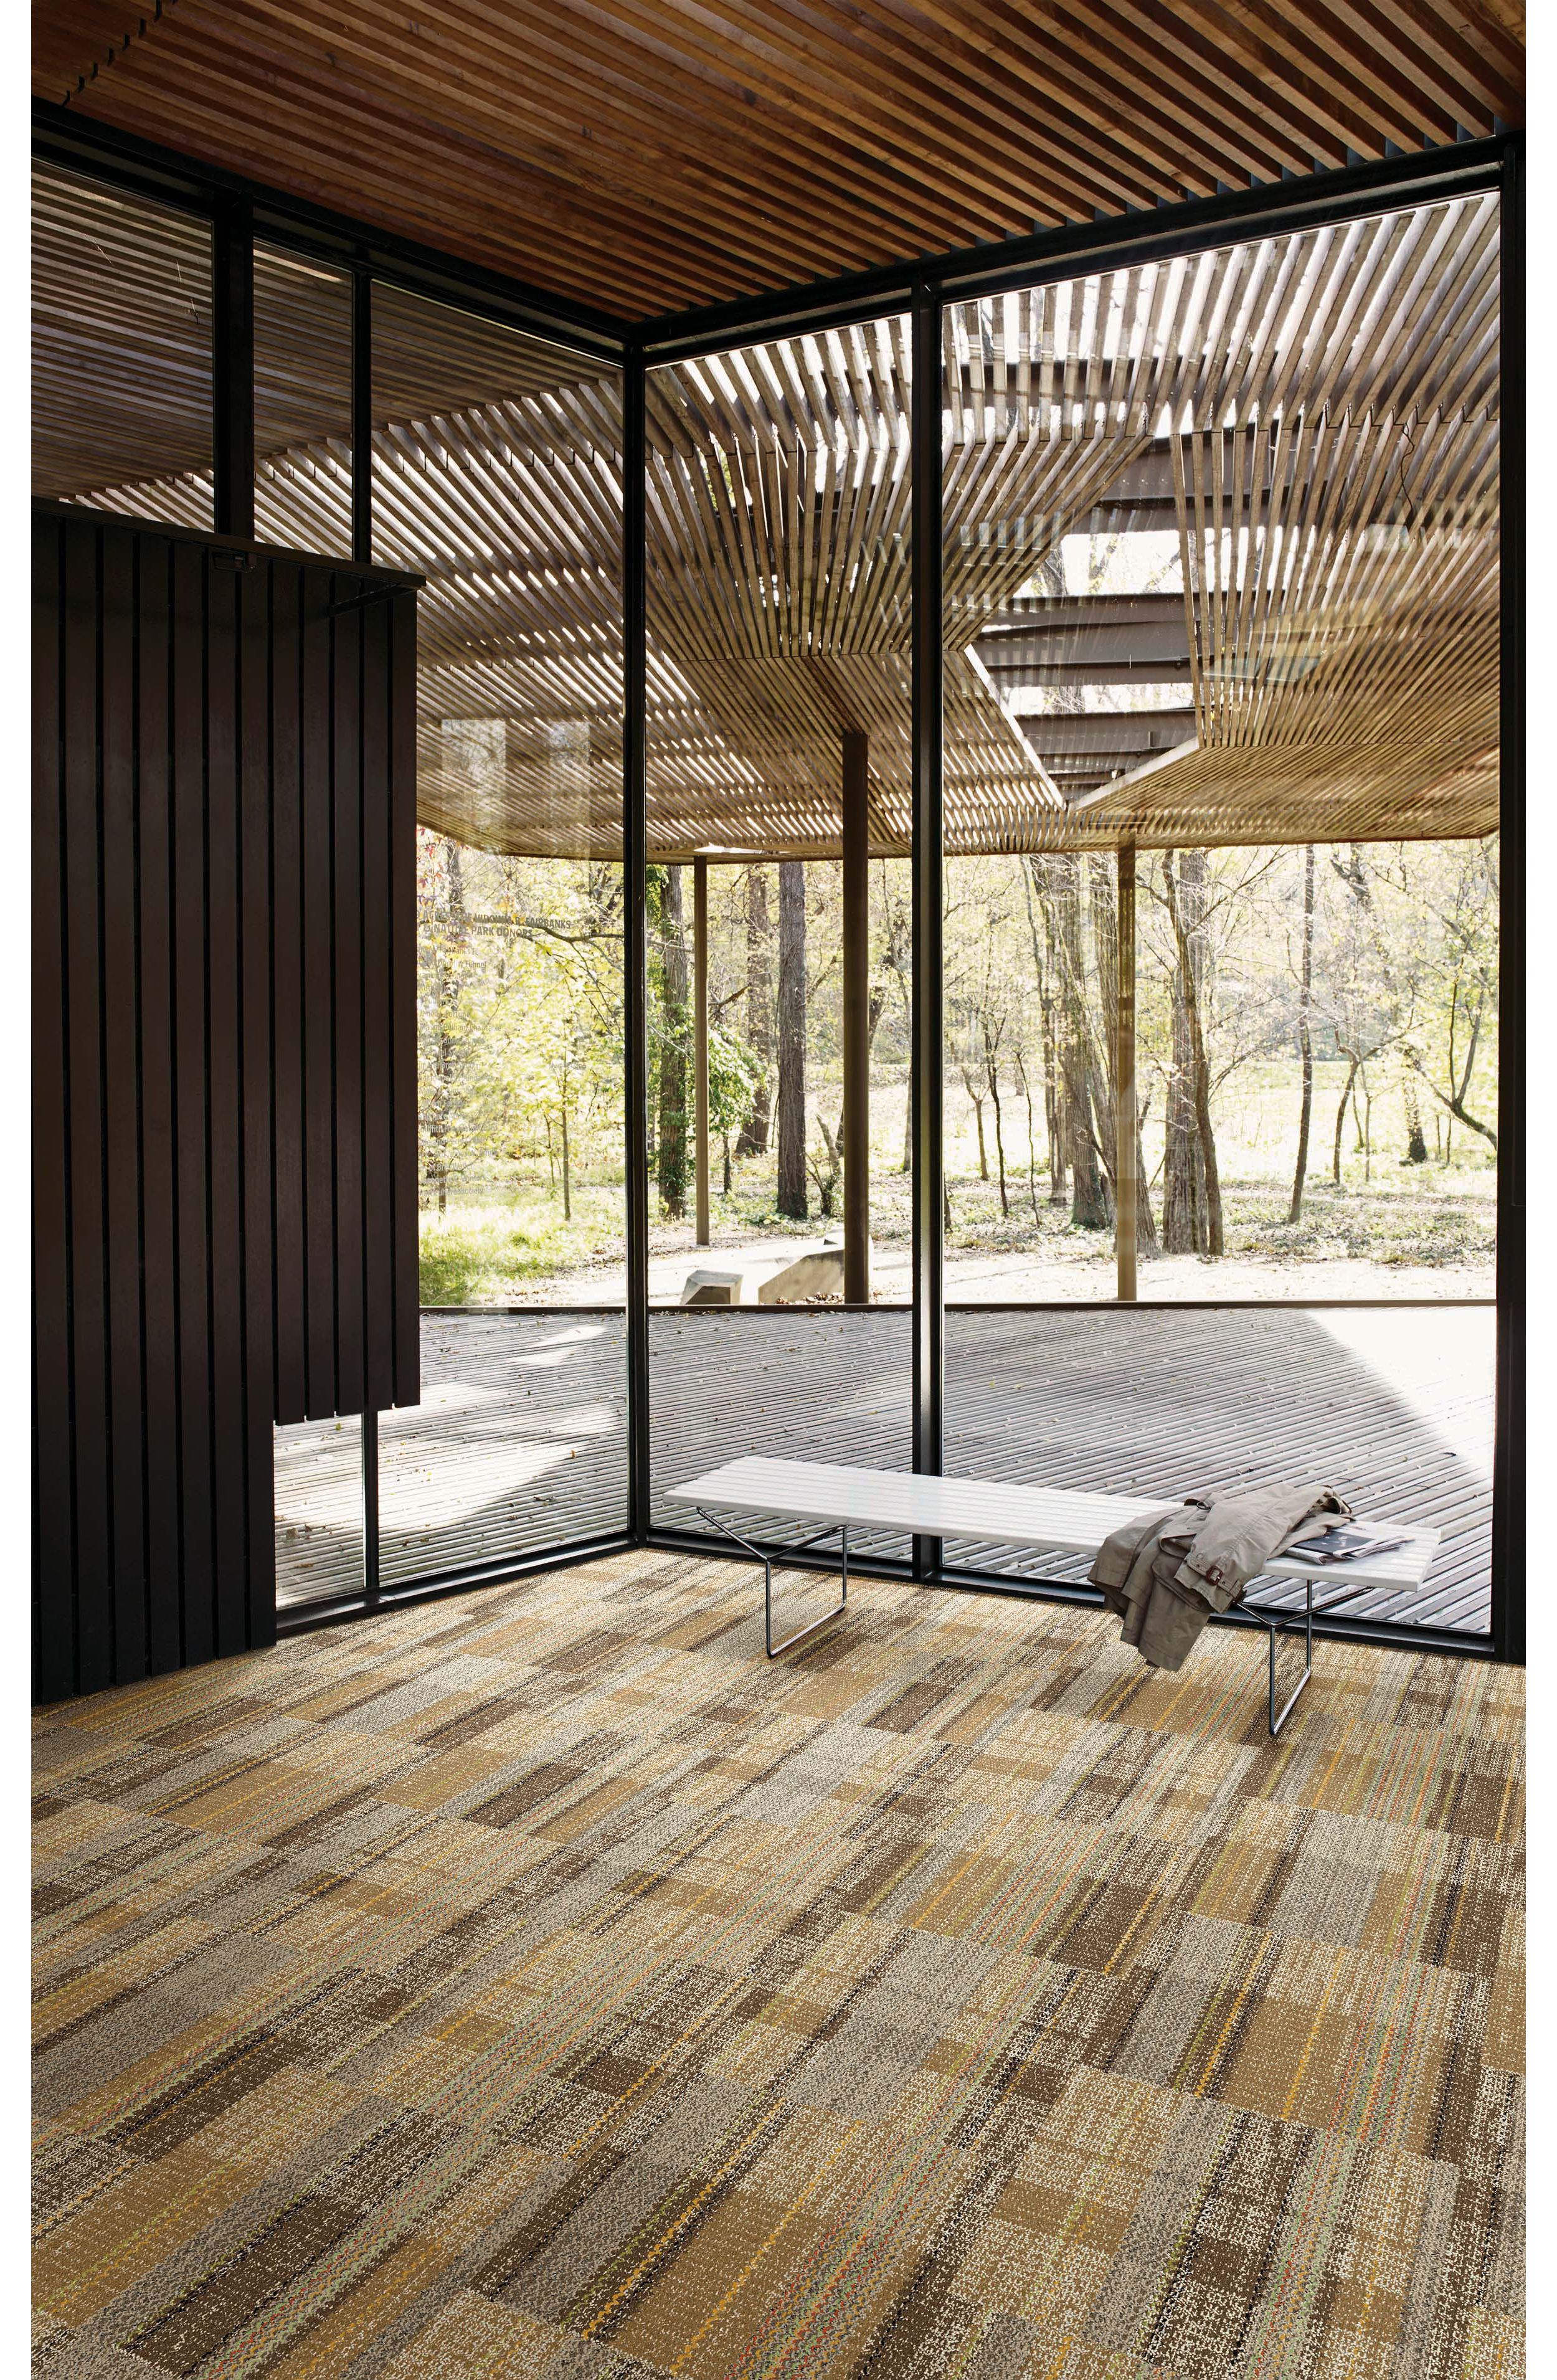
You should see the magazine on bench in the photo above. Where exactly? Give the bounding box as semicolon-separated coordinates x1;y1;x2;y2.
1287;1520;1410;1565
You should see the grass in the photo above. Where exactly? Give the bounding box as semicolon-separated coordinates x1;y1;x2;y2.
419;1187;625;1304
939;1167;1495;1270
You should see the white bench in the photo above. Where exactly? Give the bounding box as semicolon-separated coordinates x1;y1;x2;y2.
666;1456;1439;1735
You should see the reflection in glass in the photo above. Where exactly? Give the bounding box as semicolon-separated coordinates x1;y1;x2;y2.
379;1314;627;1582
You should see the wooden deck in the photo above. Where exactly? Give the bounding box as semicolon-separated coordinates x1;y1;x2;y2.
275;1305;1493;1633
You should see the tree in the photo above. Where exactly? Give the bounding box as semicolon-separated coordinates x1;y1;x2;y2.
1157;850;1223;1254
652;864;689;1218
736;865;772;1159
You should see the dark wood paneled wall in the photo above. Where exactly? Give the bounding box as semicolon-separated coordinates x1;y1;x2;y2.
34;507;419;1702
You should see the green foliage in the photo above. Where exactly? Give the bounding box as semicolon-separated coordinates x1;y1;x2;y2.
419;1190;626;1304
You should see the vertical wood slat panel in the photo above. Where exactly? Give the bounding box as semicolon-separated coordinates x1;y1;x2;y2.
300;569;336;1418
33;510;420;1700
61;519;111;1694
240;561;278;1648
270;561;306;1425
206;557;248;1661
359;592;394;1414
332;590;366;1416
171;534;214;1671
100;526;148;1683
32;518;72;1705
137;534;182;1679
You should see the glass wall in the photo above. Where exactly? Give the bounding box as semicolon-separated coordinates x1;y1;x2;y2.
938;192;1500;1631
940;199;1498;1306
367;288;630;1586
34;156;1506;1643
275;1415;365;1611
643;320;915;1539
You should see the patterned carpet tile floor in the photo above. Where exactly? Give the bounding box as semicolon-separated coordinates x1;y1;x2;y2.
33;1553;1523;2379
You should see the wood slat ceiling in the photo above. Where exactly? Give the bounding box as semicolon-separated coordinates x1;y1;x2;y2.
33;0;1523;322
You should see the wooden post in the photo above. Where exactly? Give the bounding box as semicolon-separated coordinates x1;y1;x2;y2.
693;856;710;1246
842;732;870;1304
1115;842;1138;1302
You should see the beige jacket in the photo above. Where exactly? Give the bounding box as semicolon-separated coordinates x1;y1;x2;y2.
1091;1481;1352;1672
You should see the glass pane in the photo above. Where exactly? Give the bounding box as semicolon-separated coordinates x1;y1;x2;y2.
32;161;213;526
648;1307;913;1561
274;1415;364;1610
942;192;1498;1303
369;285;628;1577
254;242;353;557
644;318;913;1296
942;1305;1494;1633
379;1313;627;1585
643;316;914;1536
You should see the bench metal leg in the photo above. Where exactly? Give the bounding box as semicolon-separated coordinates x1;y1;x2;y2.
1260;1575;1313;1737
695;1508;848;1657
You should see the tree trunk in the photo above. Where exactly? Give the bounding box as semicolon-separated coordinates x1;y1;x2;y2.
1016;1047;1042;1223
1288;843;1315;1223
736;865;772;1159
656;865;689;1218
1021;857;1066;1203
967;1078;989;1179
1160;850;1222;1254
986;1050;1010;1218
1049;853;1110;1230
560;1100;571;1222
1332;1055;1360;1185
776;860;808;1218
1089;853;1156;1251
1403;1074;1429;1164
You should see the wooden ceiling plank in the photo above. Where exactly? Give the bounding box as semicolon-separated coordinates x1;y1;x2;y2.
35;0;1520;326
562;0;1146;231
164;0;878;287
1196;0;1462;148
239;0;932;275
876;17;1236;201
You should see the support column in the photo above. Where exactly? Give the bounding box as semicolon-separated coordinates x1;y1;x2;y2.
1115;842;1138;1302
842;732;871;1304
693;856;711;1245
909;283;944;1568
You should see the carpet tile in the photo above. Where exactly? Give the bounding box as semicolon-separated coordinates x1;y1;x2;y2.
33;1552;1523;2377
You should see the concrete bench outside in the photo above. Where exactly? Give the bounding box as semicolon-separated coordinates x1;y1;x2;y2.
666;1456;1439;1735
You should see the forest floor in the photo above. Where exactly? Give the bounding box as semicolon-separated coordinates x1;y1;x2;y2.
419;1164;1497;1306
